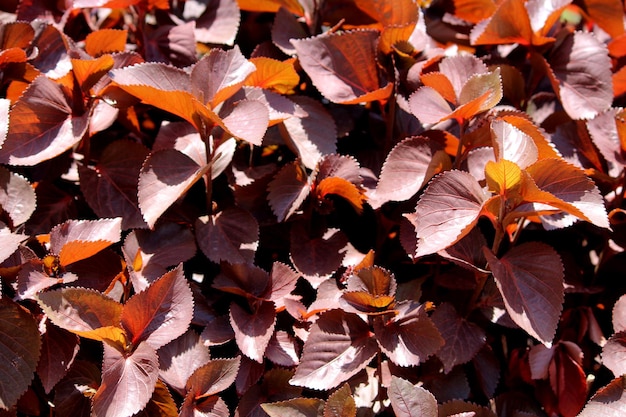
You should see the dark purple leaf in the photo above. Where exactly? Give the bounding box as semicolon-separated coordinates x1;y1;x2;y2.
143;22;197;67
158;330;211;395
290;310;378;390
92;342;160;417
36;322;79;394
431;302;486;373
0;298;41;410
230;300;276;363
267;162;311;222
53;360;100;417
290;224;348;280
483;242;564;345
265;331;300;367
196;207;259;264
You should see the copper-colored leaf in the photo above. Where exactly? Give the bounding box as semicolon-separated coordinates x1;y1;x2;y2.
431;302;486;373
483;242;564;345
0;298;41;411
245;57;300;94
37;287;126;345
324;383;356;417
196;207;259;264
576;0;625;38
405;170;489;259
50;218;122;266
315;177;365;214
262;398;325;417
388;376;437;417
230;300;276;363
290;310;378;390
374;301;444;367
71;55;115;92
121;264;193;349
0;75;89;166
292;30;393;104
85;29;127;56
92;342;160;417
290;225;348;280
452;0;497;23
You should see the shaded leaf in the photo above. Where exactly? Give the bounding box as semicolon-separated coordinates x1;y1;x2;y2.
290;225;348;279
92;342;160;417
0;166;36;226
230;300;276;363
404;170;489;259
79;140;149;230
37;287;126;345
431;302;486;373
290;310;378;390
121;264;194;349
36;322;79;394
267;162;310;222
483;242;564;345
266;331;300;367
196;207;259;264
0;75;89;166
388;376;437;417
134;379;179;417
292;30;393;104
0;298;41;411
374;301;444;367
182;0;240;45
268;262;300;310
0;222;26;264
53;360;100;417
50;218;122;266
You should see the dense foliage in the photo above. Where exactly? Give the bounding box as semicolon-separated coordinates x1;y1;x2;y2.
1;0;626;415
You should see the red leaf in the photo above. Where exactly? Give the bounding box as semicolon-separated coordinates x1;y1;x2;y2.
550;342;587;417
0;298;41;411
578;376;626;417
92;342;160;417
292;30;393;104
79;140;149;230
230;300;276;362
290;224;348;279
290;310;378;390
138;149;207;228
121;264;193;349
404;170;489;259
388;376;437;417
196;207;259;264
158;330;211;395
185;357;241;398
373;301;444;367
431;302;486;373
85;29;128;57
543;31;613;120
375;136;446;205
0;76;89;166
36;322;79;394
483;242;564;345
50;218;122;266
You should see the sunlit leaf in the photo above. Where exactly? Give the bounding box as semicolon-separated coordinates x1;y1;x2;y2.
484;242;564;345
388;376;437;417
452;0;497;23
0;75;89;166
185;357;241;398
71;55;115;92
405;170;489;259
484;159;523;197
221;99;269;145
245;57;299;94
237;0;303;14
230;300;276;363
121;264;193;349
315;177;365;214
50;217;122;266
157;330;210;395
578;376;626;417
576;0;625;38
262;398;325;417
408;86;453;125
603;331;626;377
292;30;393;104
490;119;538;168
182;0;240;45
290;310;378;390
0;298;41;411
92;342;160;417
267;162;311;222
85;29;128;56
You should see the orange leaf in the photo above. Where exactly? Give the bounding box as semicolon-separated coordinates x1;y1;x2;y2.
85;29;127;57
452;0;497;23
236;0;303;15
576;0;625;38
245;57;300;94
315;177;366;214
485;159;523;198
499;115;561;160
59;240;118;267
420;72;457;104
613;66;626;97
71;55;114;92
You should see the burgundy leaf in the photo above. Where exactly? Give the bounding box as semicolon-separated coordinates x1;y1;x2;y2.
213;262;270;299
472;346;500;398
267;162;311;222
439;227;489;272
0;166;36;226
53;360;100;417
138;148;207;228
0;298;41;410
290;310;378;390
229;300;276;363
290;225;348;280
281;96;337;170
483;242;564;345
388;376;437;417
404;170;489;259
0;75;89;166
36;322;79;394
196;207;259;264
122;223;197;292
374;301;444;367
185;357;241;398
550;342;587;417
121;264;193;349
603;331;626;377
79;140;150;230
265;331;300;367
25;181;78;236
578;376;626;417
143;22;197;68
268;262;300;309
375;136;445;205
158;330;211;395
431;302;486;373
291;30;393;104
544;31;613;120
529;343;554;380
92;342;160;417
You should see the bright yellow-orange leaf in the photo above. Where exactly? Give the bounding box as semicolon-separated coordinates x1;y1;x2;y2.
59;240;117;266
421;72;457;104
485;159;523;197
453;0;497;23
71;55;115;92
85;29;128;57
245;57;300;94
315;177;366;214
